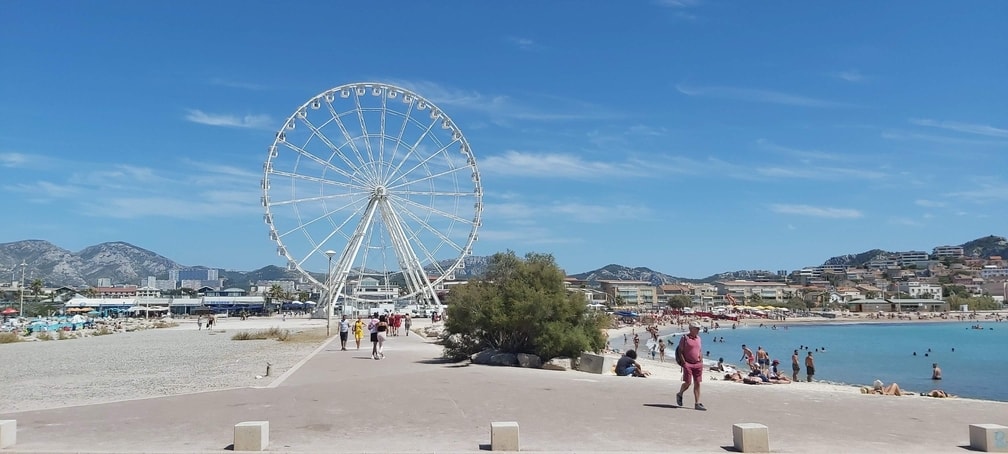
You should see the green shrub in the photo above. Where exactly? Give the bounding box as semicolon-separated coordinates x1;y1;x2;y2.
442;251;606;361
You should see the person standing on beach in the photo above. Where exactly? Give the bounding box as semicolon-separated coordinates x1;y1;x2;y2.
676;321;706;411
805;352;815;382
932;363;942;380
791;350;800;381
741;345;755;371
338;315;350;351
633;333;640;352
658;339;666;363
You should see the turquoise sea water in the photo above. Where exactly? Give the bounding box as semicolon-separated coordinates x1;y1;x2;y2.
623;320;1008;402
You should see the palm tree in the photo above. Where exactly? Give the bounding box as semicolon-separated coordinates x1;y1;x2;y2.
266;284;287;303
30;279;43;302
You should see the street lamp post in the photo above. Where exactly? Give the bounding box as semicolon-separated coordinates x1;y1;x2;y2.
325;250;337;337
19;261;26;317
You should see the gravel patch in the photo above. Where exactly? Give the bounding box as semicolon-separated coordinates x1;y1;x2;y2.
0;326;327;413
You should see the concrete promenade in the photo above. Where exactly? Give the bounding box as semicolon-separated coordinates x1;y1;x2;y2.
2;323;1006;453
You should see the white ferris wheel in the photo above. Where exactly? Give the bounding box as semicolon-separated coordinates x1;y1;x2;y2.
261;82;482;312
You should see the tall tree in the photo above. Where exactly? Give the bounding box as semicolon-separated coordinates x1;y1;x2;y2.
30;279;43;301
442;251;606;361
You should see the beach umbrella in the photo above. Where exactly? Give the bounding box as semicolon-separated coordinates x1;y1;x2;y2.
1;307;17;315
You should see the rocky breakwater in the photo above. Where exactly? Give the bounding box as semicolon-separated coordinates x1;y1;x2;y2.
413;323;578;371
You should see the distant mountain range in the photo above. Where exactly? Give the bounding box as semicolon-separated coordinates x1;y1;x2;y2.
2;235;1006;288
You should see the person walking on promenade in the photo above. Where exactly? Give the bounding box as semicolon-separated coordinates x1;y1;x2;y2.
403;313;412;336
375;314;389;359
805;351;816;382
676;321;706;411
368;313;380;359
338;315;350;351
353;316;365;350
791;350;800;381
932;363;942;380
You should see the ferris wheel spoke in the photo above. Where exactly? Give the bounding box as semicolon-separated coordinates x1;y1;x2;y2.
384;115;440;185
267;192;355;207
385;138;460;188
389;193;472;225
392;189;475;197
383;94;414;183
268;169;366;192
385;165;469;193
351;90;378;174
393;202;466;258
278;140;360;183
295;115;371;181
323;98;377;182
274;197;366;242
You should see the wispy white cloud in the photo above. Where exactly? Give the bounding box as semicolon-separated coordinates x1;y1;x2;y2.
756;165;886;180
653;0;700;7
675;84;853;108
387;80;613;122
831;70;866;83
770;204;863;219
882;129;1007;145
755;139;846;162
915;199;945;208
505;36;538;51
946;180;1008;203
0;152;30;168
888;217;923;227
209;78;266;90
909;119;1008;138
185;109;274;129
480;151;648;179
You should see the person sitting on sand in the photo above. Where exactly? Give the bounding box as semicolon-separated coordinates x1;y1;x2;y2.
615;349;650;377
710;357;726;372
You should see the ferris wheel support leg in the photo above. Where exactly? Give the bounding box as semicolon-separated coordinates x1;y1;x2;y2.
377;200;444;307
328;199;380;316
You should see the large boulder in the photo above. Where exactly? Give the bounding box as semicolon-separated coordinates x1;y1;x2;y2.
516;353;542;369
471;348;497;365
489;352;519;367
542;357;572;371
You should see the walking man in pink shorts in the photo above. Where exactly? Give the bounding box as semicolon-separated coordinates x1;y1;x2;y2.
676;321;706;411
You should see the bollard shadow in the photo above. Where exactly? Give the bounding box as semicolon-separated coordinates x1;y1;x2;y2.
718;445;741;452
478;443;492;451
223;443;234;451
642;403;678;409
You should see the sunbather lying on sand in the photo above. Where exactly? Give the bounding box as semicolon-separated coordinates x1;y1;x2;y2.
862;380;905;395
921;389;954;398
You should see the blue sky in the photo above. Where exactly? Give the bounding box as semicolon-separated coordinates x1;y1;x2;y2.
1;1;1006;279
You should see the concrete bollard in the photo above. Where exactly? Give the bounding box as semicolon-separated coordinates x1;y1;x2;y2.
732;422;770;453
969;424;1008;452
0;419;15;449
577;353;615;374
234;421;269;451
490;421;520;451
